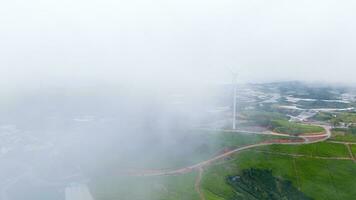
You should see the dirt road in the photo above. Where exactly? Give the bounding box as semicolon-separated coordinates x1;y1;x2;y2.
126;124;331;177
195;168;205;200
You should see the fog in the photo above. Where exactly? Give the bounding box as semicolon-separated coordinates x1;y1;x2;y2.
1;0;356;89
1;0;356;199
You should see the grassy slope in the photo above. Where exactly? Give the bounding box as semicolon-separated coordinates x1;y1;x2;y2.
88;132;280;200
313;112;356;126
111;131;280;170
312;112;334;122
202;151;298;200
271;120;324;135
330;129;356;142
240;111;287;127
256;142;350;157
202;143;356;200
332;112;356;124
90;172;198;200
296;157;356;200
89;130;353;200
169;132;280;169
352;145;356;158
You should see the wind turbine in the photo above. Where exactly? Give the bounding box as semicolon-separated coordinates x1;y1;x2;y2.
229;68;238;130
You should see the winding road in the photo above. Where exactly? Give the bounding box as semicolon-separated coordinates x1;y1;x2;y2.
126;123;331;177
118;123;332;200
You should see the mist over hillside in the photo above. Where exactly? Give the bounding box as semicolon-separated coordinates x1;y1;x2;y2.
1;0;356;199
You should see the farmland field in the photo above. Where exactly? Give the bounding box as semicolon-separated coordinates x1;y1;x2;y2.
351;145;356;158
201;148;356;200
255;142;350;158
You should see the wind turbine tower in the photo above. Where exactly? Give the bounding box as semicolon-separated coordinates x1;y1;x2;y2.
231;71;238;130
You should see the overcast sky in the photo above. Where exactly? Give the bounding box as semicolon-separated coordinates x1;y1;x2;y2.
1;0;356;89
